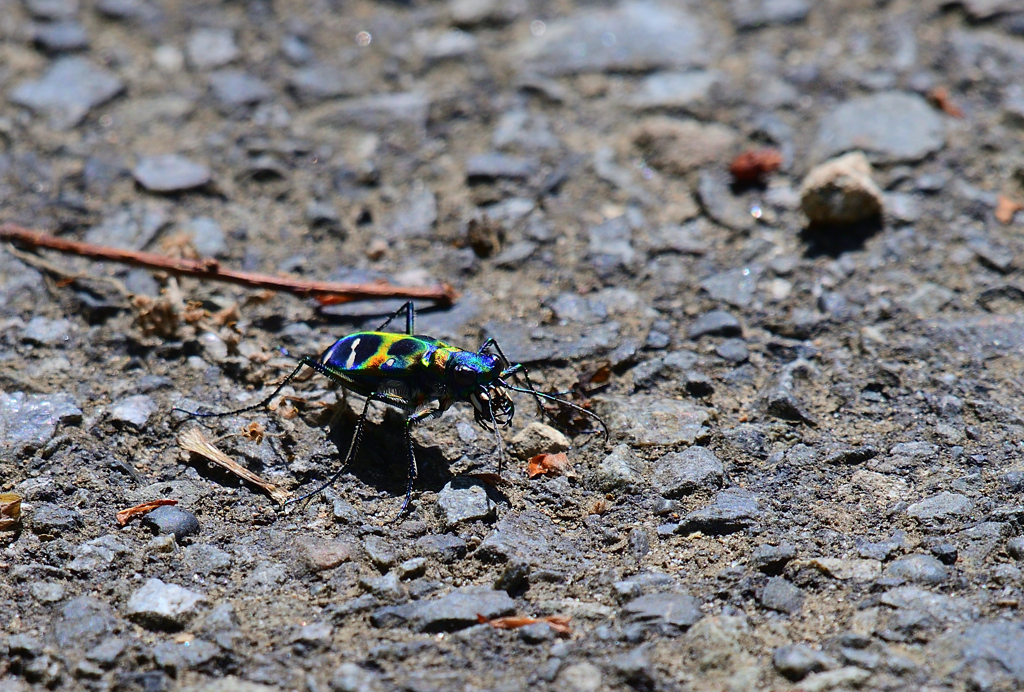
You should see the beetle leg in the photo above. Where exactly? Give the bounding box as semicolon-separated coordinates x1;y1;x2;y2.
375;301;415;334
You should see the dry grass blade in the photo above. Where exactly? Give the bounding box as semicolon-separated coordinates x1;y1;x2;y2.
179;428;291;504
0;493;22;531
116;499;177;526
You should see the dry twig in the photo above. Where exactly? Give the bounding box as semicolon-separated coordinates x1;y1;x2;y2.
0;223;456;307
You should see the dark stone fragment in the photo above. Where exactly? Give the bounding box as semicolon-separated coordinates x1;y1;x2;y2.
1007;537;1024;561
370;586;514;632
679;488;761;535
857;532;907;561
697;171;754;231
772;644;837;681
683;371;714;397
30;503;83;539
689;310;742;339
465;153;538;181
414;534;467;563
519;622;555;644
493;561;530;595
722;424;767;458
628;528;650;560
51;596;118;652
759;577;804;614
153;638;220;674
651;447;724;498
208;70;273;108
1005;471;1024;491
750;543;796;575
732;0;810;29
141;506;200;542
824;446;878;465
33;21;89;53
645;330;671;350
85;638;126;667
477;509;583;570
931;542;959;565
9;56;124;130
620;592;703;634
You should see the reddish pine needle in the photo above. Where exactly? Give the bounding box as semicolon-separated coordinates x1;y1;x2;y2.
0;223;457;307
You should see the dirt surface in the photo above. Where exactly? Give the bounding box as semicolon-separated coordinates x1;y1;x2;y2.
3;0;1024;690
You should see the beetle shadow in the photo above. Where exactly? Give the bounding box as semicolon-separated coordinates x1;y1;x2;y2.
324;407;453;501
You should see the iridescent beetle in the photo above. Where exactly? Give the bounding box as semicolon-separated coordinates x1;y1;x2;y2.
177;302;608;513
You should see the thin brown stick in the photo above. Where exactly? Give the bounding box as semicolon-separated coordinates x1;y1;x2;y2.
0;223;457;307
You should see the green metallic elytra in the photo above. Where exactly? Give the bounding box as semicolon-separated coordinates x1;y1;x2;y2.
175;301;608;516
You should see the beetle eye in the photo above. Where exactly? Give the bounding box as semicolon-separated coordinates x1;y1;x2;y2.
454;365;476;386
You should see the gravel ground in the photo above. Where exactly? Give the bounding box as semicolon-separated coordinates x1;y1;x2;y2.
3;0;1024;690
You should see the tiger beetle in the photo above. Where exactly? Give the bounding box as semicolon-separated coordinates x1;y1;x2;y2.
175;301;609;515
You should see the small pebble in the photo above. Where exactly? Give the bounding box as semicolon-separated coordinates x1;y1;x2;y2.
141;505;200;542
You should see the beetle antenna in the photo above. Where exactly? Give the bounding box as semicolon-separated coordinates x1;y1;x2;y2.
501;383;609;441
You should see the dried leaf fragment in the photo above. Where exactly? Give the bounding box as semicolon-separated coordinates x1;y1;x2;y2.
241;421;266;445
729;148;783;184
477;613;572;635
0;493;22;531
926;86;964;119
179;427;291;504
116;499;177;526
995;195;1023;225
527;452;574;479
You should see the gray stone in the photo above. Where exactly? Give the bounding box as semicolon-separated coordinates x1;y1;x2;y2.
363;535;396;571
85;203;169;250
22;316;73;346
759;577;804;614
492;110;559;150
773;644;837;681
700;267;761;308
621;592;703;633
281;35;313;65
84;638;125;666
209;70;273;108
387;188;436;239
519;622;555;644
588;216;637;270
25;0;79;20
698;171;755;231
10;56;123;129
33;21;89;53
126;578;205;630
613;571;676;600
732;0;810;29
465;152;538;180
331;662;384;692
110;394;157;428
187;28;239;70
555;662;603;692
716;339;749;363
416;29;479;63
651;447;724;498
182;544;232;575
750;543;796;574
186;217;227;257
51;596;118;652
476;509;583;569
1007;536;1024;560
628;70;719;110
689;310;741;339
141;505;201;542
884;554;949;585
814;92;945;164
436;479;495;528
516;1;712;76
301;92;430;133
595;395;710;447
28;503;83;538
67;534;126;573
879;586;977;625
370;586;514;632
153;638;219;674
679;488;761;534
493;241;538;269
414;533;467;562
133;155;211;192
886;192;922;224
933;621;1024;688
594;444;645;491
30;582;66;603
907;492;973;524
288;64;366;103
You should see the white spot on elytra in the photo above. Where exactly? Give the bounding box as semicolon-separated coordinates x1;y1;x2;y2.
345;338;361;369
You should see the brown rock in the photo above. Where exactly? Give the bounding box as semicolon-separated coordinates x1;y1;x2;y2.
799;152;884;225
302;538;354;571
628;117;737;176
